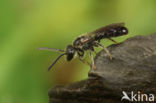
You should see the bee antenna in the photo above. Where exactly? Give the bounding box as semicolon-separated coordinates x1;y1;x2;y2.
48;53;67;71
38;47;65;53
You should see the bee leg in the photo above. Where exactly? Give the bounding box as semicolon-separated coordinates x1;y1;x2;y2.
89;51;96;70
95;42;112;60
77;50;91;66
108;38;119;44
90;47;97;55
79;57;91;67
93;50;97;55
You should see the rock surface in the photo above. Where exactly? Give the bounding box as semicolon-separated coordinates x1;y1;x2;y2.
48;34;156;103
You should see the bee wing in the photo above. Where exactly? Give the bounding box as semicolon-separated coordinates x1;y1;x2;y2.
38;47;65;53
88;22;125;36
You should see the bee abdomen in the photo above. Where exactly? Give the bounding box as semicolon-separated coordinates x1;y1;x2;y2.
94;26;128;41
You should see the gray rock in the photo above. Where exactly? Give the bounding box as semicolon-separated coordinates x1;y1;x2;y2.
49;34;156;103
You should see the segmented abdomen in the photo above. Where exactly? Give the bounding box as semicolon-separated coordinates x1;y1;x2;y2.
94;26;128;41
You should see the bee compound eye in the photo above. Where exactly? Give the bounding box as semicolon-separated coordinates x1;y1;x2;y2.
66;51;75;61
70;49;75;54
66;45;75;54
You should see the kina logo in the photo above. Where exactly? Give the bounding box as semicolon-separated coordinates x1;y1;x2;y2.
121;91;155;102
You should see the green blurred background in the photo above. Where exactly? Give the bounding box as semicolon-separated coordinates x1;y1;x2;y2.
0;0;156;103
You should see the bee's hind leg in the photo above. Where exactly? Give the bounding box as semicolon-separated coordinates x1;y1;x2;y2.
89;51;96;70
108;38;119;44
95;42;112;60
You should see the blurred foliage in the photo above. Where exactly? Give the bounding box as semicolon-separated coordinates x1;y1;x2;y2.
0;0;156;103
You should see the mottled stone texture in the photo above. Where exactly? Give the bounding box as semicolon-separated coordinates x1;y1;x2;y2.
49;34;156;103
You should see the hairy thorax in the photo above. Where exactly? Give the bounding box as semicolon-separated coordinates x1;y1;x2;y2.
73;35;94;50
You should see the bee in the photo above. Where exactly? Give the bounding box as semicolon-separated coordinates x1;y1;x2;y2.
38;22;128;71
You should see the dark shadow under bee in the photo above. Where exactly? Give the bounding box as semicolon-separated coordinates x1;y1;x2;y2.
38;22;128;71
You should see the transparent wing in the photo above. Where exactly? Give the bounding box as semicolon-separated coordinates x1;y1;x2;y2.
88;22;125;36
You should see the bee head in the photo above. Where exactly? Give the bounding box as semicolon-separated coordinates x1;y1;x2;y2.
66;45;76;61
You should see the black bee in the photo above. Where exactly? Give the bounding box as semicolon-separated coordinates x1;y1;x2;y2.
38;22;128;70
